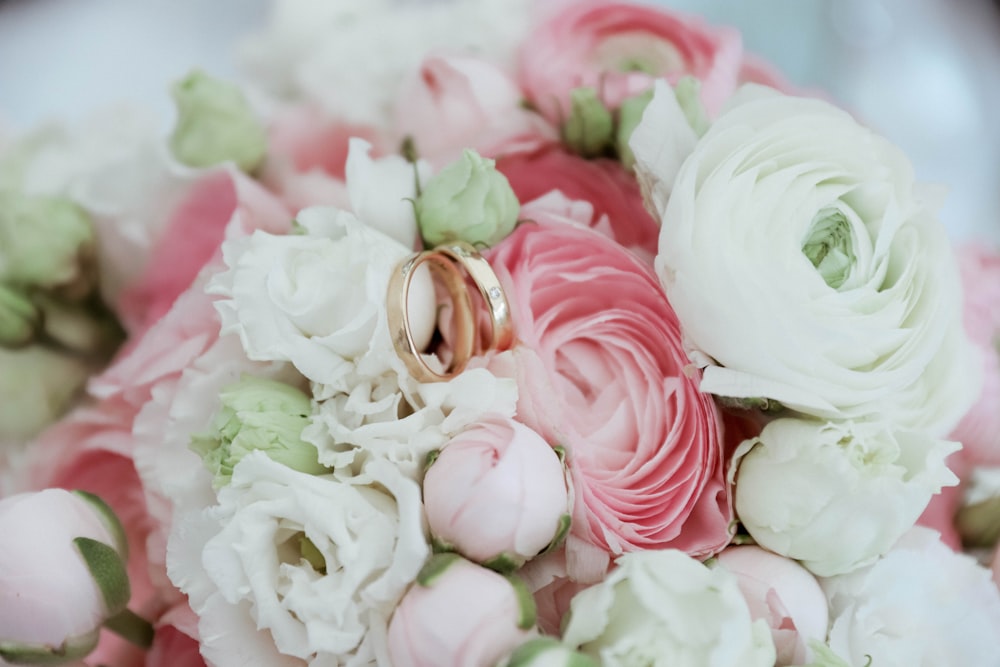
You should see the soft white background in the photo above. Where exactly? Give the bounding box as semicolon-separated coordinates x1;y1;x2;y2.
0;0;997;242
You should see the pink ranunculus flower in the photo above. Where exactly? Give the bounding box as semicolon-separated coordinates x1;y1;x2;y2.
518;0;743;121
387;556;536;667
485;217;732;580
949;244;1000;466
716;546;828;666
497;144;659;261
423;416;569;567
0;489;127;663
394;55;553;167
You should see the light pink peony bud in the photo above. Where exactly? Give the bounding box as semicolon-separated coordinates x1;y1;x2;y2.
716;546;829;666
423;417;570;569
0;489;129;665
387;554;537;667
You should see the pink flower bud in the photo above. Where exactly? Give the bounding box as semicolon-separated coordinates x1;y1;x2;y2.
387;555;537;667
0;489;128;665
423;418;570;568
716;546;828;666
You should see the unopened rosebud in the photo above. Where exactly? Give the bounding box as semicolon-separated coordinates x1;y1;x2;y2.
503;638;598;667
387;554;537;667
416;149;520;248
191;376;327;488
562;87;614;158
0;489;131;665
0;284;41;347
169;70;267;172
0;191;95;295
423;418;570;571
615;89;654;171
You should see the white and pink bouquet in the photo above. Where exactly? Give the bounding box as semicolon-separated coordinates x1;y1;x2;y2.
2;1;1000;666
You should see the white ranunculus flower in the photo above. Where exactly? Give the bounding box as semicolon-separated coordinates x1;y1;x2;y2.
639;84;977;436
732;417;959;577
561;550;776;667
209;206;435;388
822;527;1000;666
344;138;431;249
195;451;429;666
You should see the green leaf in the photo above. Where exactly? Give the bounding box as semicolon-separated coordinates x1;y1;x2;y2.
73;537;130;615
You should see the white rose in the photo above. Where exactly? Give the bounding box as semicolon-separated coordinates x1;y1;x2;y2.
345;138;431;249
192;451;429;666
209;206;435;388
731;417;959;576
561;550;775;667
641;84;977;435
822;527;1000;667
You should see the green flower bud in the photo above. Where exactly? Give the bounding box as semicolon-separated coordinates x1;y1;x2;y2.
0;285;41;347
562;87;614;158
615;88;654;171
956;494;1000;548
673;76;711;137
191;376;326;488
802;209;855;289
0;346;92;441
504;638;599;667
416;149;520;248
169;70;267;173
0;191;95;294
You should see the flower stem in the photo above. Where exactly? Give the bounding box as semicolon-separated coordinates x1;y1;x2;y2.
103;609;154;648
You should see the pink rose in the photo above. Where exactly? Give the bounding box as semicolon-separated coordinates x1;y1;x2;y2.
497;144;659;261
485;218;732;578
423;417;569;567
949;244;1000;466
518;0;743;121
394;55;553;166
387;556;536;667
716;546;828;666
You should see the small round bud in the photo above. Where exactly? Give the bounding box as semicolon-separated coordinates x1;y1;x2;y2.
561;87;613;158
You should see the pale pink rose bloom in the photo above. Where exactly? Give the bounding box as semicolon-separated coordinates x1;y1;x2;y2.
716;546;828;666
949;244;1000;466
518;0;743;121
117;170;291;335
423;417;569;565
485;218;732;579
497;144;659;261
387;558;536;667
0;490;122;650
394;55;553;166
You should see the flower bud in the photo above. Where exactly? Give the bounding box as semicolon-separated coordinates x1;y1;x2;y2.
423;418;570;570
561;87;614;158
0;489;130;666
0;346;93;441
615;88;653;170
0;284;41;347
191;376;327;488
387;554;537;667
169;70;267;172
0;191;95;295
416;149;520;248
503;638;598;667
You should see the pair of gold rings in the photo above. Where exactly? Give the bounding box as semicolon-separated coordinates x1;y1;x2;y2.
387;241;514;383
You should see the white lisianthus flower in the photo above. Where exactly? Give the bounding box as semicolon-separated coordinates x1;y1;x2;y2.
561;550;776;667
822;527;1000;666
640;84;977;435
209;206;435;389
345;138;431;249
196;451;429;666
731;417;959;576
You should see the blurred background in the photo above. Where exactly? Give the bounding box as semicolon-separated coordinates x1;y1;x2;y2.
0;0;997;242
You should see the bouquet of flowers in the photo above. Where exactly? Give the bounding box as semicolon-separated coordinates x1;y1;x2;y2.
2;1;1000;666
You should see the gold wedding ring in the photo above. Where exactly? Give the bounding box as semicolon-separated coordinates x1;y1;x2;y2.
387;241;514;383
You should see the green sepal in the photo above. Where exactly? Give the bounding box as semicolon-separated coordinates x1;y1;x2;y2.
482;551;522;575
431;535;456;554
562;87;614;158
416;552;462;587
103;609;154;649
615;88;654;170
72;490;129;560
538;513;572;557
552;445;567;465
505;573;537;630
73;537;130;616
504;637;599;667
0;629;99;665
424;448;441;470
